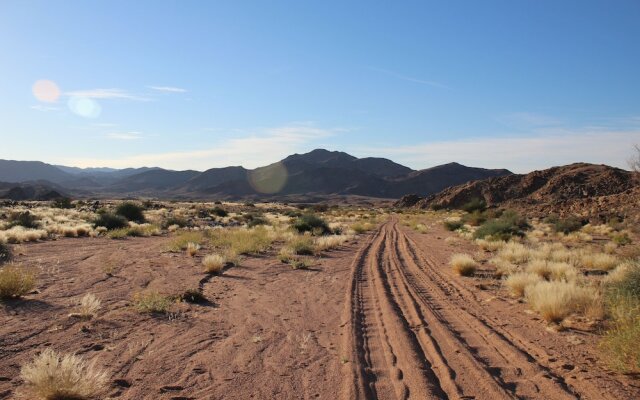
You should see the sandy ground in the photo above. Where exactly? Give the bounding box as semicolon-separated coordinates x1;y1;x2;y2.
2;217;639;399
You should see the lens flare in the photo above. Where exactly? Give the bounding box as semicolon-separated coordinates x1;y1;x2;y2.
248;162;288;194
32;80;60;103
68;96;101;118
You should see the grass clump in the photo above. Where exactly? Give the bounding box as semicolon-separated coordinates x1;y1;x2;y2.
551;216;584;234
313;234;353;252
611;233;632;246
449;254;477;276
495;242;530;265
460;198;487;213
69;293;101;319
474;210;529;241
443;219;463;232
186;242;200;257
132;291;173;314
8;211;40;229
504;272;542;298
0;264;36;299
20;349;108;400
52;197;74;209
525;281;596;323
93;212;128;231
475;239;506;252
115;202;145;223
167;231;205;252
202;254;226;274
292;214;330;235
601;262;640;372
285;235;315;255
209;226;273;255
211;206;228;217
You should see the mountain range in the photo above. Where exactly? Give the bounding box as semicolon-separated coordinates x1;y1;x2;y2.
0;149;512;200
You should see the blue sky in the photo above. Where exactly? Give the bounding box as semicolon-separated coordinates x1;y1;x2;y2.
1;1;639;173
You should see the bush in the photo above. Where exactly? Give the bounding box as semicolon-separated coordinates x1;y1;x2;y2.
20;349;108;400
166;231;205;252
552;216;583;234
8;211;40;229
133;291;172;313
443;220;463;231
163;215;188;228
94;213;128;230
211;206;228;217
460;198;487;213
612;233;632;246
525;281;596;323
115;202;145;223
462;210;487;227
0;243;10;264
52;197;74;209
286;236;315;255
293;214;330;235
202;254;226;274
0;264;36;299
449;254;477;276
473;210;529;240
504;272;542;298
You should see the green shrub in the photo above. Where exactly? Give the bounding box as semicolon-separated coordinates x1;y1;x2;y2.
462;210;487;227
552;216;583;234
8;212;40;229
211;206;228;217
443;220;463;231
163;215;188;228
53;197;73;209
474;210;529;240
460;198;486;213
132;291;172;313
94;213;128;230
293;214;330;235
612;233;632;246
115;202;145;223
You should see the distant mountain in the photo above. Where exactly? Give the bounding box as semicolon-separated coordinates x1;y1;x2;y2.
0;181;65;201
0;149;513;199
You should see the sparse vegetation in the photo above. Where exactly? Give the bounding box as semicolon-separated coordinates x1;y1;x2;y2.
504;272;542;298
115;202;146;223
167;231;205;252
186;242;200;256
0;264;36;299
93;212;128;230
449;254;477;276
552;216;583;234
8;211;40;229
292;214;330;235
133;291;173;313
69;293;101;319
460;198;487;213
209;226;274;255
473;210;529;241
524;281;597;323
443;219;463;231
203;254;226;274
20;349;108;400
0;242;11;264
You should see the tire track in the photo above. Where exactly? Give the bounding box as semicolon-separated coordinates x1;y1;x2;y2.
342;219;589;400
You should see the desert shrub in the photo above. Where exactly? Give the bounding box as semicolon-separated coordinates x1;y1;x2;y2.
8;211;40;229
553;216;583;234
351;222;374;234
292;214;330;235
504;272;542;298
612;233;632;246
20;349;108;400
186;242;200;256
52;197;74;209
579;252;619;271
286;235;315;255
475;239;506;252
460;198;487;213
449;254;477;276
211;206;228;217
70;293;101;319
314;234;353;252
0;264;36;299
0;242;10;264
93;213;128;230
525;281;596;323
495;242;531;265
181;288;207;304
243;213;268;227
209;226;273;255
443;220;463;231
115;202;145;223
283;210;302;218
167;231;205;252
601;262;640;372
278;246;295;263
462;210;487;227
106;228;129;239
163;216;188;228
474;210;529;240
202;254;226;274
291;258;313;270
133;291;172;313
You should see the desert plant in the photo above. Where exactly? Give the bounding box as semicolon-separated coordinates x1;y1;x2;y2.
552;216;583;234
115;202;145;223
504;272;542;297
524;281;596;323
209;227;273;255
8;211;40;229
495;242;531;265
0;242;10;264
202;254;226;274
292;214;330;235
313;234;353;252
460;198;487;213
474;210;529;241
69;293;101;319
166;231;204;252
93;213;128;230
163;215;188;228
475;238;506;252
0;264;36;299
132;291;172;313
449;254;477;276
186;242;200;256
612;233;632;246
211;206;228;217
443;219;463;231
291;258;313;270
20;349;108;400
52;197;74;209
286;235;315;255
462;210;487;227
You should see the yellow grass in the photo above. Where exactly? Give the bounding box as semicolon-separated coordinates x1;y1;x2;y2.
313;234;353;252
202;254;226;274
495;242;530;265
449;253;477;276
69;293;101;319
0;264;36;299
475;239;507;252
504;272;542;298
209;226;274;255
20;349;108;400
525;281;597;323
186;242;200;257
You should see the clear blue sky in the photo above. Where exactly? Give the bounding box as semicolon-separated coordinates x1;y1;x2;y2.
1;0;639;172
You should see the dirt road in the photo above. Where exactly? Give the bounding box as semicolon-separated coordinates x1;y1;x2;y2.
341;218;636;400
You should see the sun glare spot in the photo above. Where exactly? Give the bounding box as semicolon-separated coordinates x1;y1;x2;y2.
32;80;60;103
248;162;288;194
68;96;101;118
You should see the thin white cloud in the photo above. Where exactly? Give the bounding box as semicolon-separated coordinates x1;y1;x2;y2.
148;86;187;93
355;129;640;173
106;131;144;140
369;67;449;89
496;112;562;129
60;123;343;170
64;88;150;101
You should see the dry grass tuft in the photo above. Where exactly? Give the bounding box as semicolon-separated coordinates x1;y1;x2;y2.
69;294;101;319
504;272;542;298
475;239;507;252
0;264;36;299
132;291;173;314
525;281;597;323
496;242;530;265
186;242;200;257
449;254;477;276
20;349;108;400
314;234;353;252
202;254;226;274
